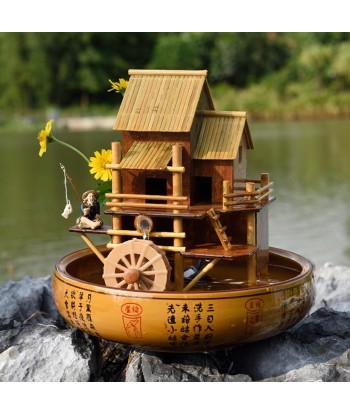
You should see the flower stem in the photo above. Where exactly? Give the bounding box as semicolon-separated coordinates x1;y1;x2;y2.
51;136;90;164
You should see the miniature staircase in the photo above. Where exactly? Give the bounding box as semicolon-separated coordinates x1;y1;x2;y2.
206;208;233;250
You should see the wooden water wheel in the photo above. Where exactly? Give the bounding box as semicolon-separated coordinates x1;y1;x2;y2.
102;239;171;291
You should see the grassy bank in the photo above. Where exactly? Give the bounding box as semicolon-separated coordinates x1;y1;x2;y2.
212;83;350;121
1;83;350;133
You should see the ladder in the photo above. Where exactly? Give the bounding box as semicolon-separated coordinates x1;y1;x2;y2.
206;208;233;251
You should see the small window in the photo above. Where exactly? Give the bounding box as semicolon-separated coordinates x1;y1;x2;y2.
193;176;212;205
145;178;167;204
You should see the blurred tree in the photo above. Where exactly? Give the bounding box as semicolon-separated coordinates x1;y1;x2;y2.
330;42;350;89
298;43;333;89
146;32;211;70
208;33;291;86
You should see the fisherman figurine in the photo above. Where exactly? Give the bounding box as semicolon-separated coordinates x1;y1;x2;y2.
76;190;103;230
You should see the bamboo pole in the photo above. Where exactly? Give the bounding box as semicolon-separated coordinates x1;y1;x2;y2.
258;189;273;201
111;141;122;244
106;243;185;253
165;166;186;173
106;201;188;210
246;181;257;286
247;255;257;287
80;234;106;264
183;258;220;292
224;199;259;206
105;163;121;169
224;190;260;198
246;182;256;245
260;173;271;203
233;178;261;183
222;180;230;211
107;229;186;238
105;193;188;201
172;144;184;290
129;69;208;77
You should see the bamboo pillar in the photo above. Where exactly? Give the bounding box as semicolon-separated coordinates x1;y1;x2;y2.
172;144;184;291
222;180;230;211
112;141;122;244
246;182;257;285
260;173;270;277
261;173;270;203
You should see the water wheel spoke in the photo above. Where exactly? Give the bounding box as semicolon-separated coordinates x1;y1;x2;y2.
139;281;148;290
143;270;156;276
103;272;124;280
105;259;128;272
139;253;162;272
116;280;127;288
127;284;133;290
120;255;132;269
133;282;140;290
129;241;137;267
141;276;155;286
135;242;150;269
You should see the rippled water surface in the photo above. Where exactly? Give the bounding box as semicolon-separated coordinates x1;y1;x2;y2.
1;119;349;283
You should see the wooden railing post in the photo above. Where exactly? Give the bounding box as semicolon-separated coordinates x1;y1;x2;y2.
246;182;257;286
222;180;230;211
112;141;122;244
260;173;270;203
172;144;184;290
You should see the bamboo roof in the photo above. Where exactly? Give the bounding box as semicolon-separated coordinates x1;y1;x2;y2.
193;111;253;160
114;69;215;132
119;141;173;170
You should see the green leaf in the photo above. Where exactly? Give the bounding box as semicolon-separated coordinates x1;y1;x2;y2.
96;180;112;206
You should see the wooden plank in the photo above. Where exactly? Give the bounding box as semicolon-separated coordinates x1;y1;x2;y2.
106;193;188;201
193;116;208;159
134;75;155;131
180;76;204;131
142;75;162;131
147;76;167;131
118;75;141;131
196;110;247;118
181;243;259;260
152;75;172;131
128;69;208;77
160;76;179;131
230;117;245;159
171;75;187;132
201;113;216;159
126;75;148;131
114;75;135;130
174;75;196;132
207;116;222;159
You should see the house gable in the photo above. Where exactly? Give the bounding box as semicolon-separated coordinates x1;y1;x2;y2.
193;111;253;160
114;69;215;133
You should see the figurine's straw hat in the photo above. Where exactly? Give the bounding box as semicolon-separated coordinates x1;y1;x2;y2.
82;190;99;201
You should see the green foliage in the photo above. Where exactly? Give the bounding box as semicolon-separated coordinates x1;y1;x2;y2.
1;32;350;120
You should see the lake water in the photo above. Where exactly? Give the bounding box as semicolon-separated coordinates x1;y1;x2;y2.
1;118;350;284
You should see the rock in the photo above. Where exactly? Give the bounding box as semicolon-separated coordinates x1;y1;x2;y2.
0;325;100;381
125;350;252;382
213;307;350;381
0;276;64;328
311;263;350;312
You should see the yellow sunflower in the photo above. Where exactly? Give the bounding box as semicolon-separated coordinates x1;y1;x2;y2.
89;149;112;182
108;78;128;95
37;119;54;157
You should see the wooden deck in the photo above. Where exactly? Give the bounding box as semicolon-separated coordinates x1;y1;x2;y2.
181;243;259;261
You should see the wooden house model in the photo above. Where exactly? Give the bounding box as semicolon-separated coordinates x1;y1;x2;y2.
113;69;253;205
72;69;274;292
